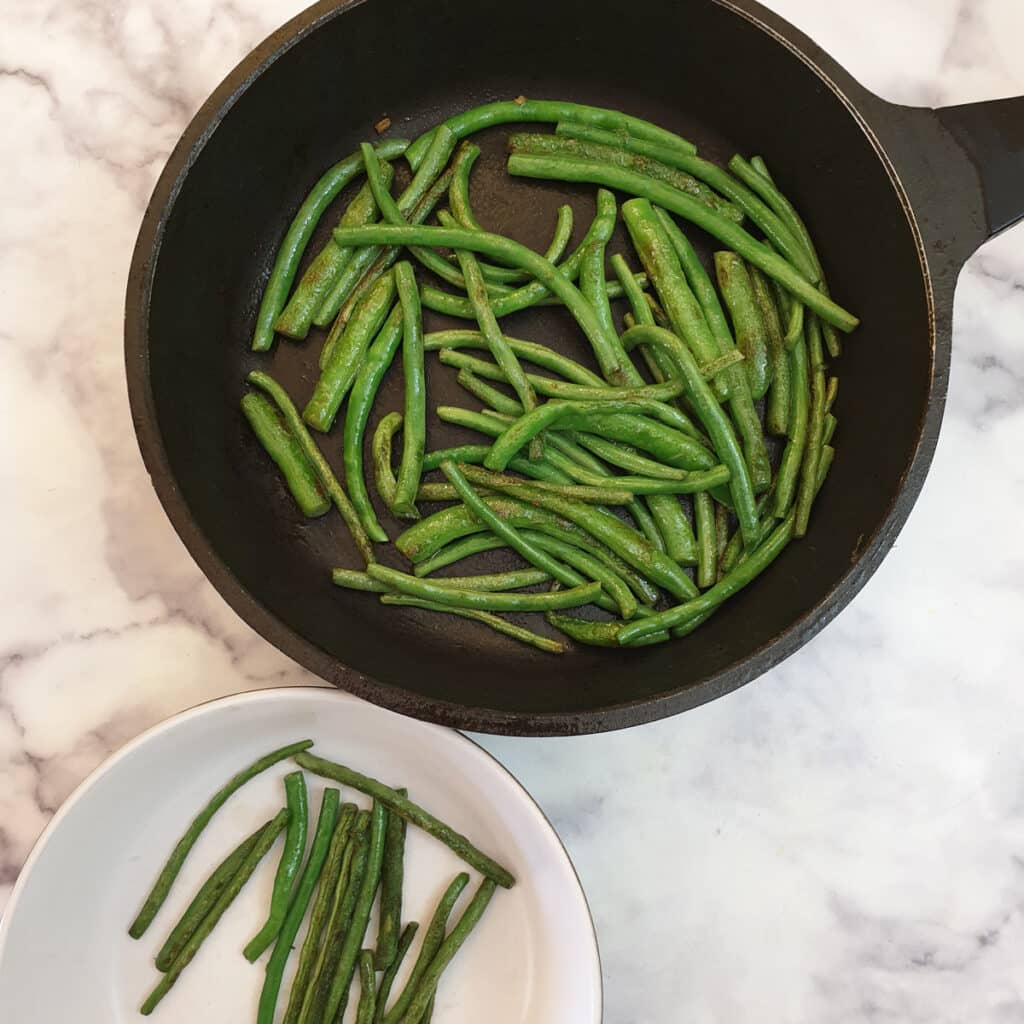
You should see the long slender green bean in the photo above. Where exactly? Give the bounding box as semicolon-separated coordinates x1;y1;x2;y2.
244;771;309;962
570;432;696;481
714;251;770;399
506;153;859;331
749;265;790;435
374;922;419;1023
405;98;696;169
694;491;716;590
354;950;377;1024
333;566;551;593
774;324;809;517
140;812;289;1015
242;393;330;517
795;316;826;537
252;139;408;351
247;372;375;563
423;442;574;485
509;132;743;223
257;789;340;1024
380;595;565;653
276;170;391;340
128;740;312;939
153;823;264;971
323;802;389;1024
381;874;471;1024
343;306;404;542
305;271;397;433
545;611;669;647
397;877;498;1023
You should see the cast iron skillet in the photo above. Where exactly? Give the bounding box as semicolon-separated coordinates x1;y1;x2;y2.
125;0;1024;735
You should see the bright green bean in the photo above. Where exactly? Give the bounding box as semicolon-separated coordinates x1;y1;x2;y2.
774;325;809;517
749;265;790;435
372;411;402;511
545;611;669;647
795;316;826;537
128;740;312;939
715;251;770;399
242;393;330;518
252;139;408;351
694;491;716;589
244;771;309;962
333;566;551;593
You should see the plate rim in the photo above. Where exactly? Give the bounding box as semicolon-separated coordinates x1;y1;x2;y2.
0;685;603;1021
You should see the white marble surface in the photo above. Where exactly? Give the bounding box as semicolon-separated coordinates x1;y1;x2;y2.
2;0;1023;1020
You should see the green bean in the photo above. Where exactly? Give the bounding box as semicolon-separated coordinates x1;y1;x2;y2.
823;413;836;446
365;563;601;611
423;442;573;485
245;770;309;962
693;491;716;589
374;793;407;972
298;820;369;1024
782;294;805;350
343;306;404;542
331;223;634;380
441;461;637;618
509;132;742;223
323;802;388;1024
372;411;403;511
544;465;729;494
773;325;809;518
276;170;392;341
825;376;838;414
397;878;498;1023
140;812;289;1015
749;265;790;435
506;154;860;332
281;804;358;1024
252;140;409;351
154;823;264;971
406;98;696;169
333;566;551;593
714;251;770;399
545;611;670;647
795;316;826;537
570;433;695;481
242;393;330;517
625;493;668;553
374;923;419;1023
380;595;565;653
305;271;397;433
554;123;816;280
296;753;516;892
381;874;470;1024
430;460;633;505
257;789;340;1024
128;740;313;939
426;330;604;385
247;371;375;563
351;950;376;1024
620;325;759;549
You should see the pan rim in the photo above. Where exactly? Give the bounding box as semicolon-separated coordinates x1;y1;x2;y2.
125;0;944;736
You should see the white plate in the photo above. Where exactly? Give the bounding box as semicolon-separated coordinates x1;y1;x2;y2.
0;687;601;1023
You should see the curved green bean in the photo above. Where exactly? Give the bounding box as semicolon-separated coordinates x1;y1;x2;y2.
257;789;340;1024
545;611;669;647
242;393;330;517
372;411;403;511
244;770;309;962
248;371;374;564
252;139;408;351
128;740;312;939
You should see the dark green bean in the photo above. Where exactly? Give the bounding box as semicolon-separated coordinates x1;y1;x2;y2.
694;491;716;589
795;316;826;537
355;950;377;1024
140;812;289;1015
343;306;404;542
247;371;375;563
323;802;388;1024
242;393;330;518
405;98;695;169
545;610;669;647
509;132;742;223
334;566;551;593
714;251;770;398
749;265;790;436
381;874;470;1024
380;595;566;653
554;123;816;280
374;922;419;1023
507;153;860;331
295;753;516;888
154;823;264;972
276;170;392;341
252;140;408;351
257;789;340;1024
281;804;358;1024
128;740;312;939
374;792;405;971
620;325;759;549
372;411;403;511
305;271;397;433
244;771;309;962
773;324;809;517
397;878;497;1023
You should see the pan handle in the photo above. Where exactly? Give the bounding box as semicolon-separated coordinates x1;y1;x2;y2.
936;96;1024;241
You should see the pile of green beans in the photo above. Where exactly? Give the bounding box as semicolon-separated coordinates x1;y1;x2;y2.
244;99;854;653
129;742;513;1019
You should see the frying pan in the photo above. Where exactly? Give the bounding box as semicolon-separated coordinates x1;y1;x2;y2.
125;0;1024;736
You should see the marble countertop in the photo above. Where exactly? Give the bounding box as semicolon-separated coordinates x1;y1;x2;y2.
3;0;1024;1020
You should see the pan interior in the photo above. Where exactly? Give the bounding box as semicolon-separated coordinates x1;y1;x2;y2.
144;0;931;721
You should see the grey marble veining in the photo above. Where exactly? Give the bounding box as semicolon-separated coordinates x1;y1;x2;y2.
2;1;1023;1020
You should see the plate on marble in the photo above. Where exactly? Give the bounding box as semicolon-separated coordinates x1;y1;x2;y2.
0;687;601;1023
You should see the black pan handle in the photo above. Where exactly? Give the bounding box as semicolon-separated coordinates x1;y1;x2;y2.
936;96;1024;241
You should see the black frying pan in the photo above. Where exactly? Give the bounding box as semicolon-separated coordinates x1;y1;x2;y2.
125;0;1024;735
